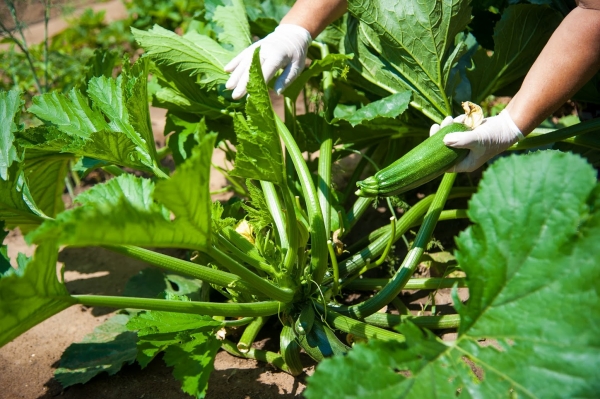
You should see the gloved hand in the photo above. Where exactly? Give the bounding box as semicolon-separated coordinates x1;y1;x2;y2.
224;24;312;99
430;110;525;173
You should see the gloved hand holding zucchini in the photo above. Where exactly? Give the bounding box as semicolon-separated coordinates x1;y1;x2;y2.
356;101;523;197
441;108;525;173
356;102;492;197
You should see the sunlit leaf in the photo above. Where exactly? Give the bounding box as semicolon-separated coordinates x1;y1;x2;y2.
0;89;24;180
345;0;471;122
54;314;137;387
230;48;284;184
306;151;600;398
467;5;562;103
0;243;74;348
133;25;232;90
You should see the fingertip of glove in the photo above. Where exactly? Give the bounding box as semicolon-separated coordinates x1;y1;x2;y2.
440;116;454;128
429;124;440;136
231;88;246;100
443;133;458;146
454;114;467;124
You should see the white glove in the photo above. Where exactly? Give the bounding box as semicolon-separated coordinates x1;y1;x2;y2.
224;24;312;99
430;110;525;173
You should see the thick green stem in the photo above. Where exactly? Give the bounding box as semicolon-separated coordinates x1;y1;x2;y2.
345;209;468;254
331;173;457;319
314;305;404;342
73;295;283;317
220;317;255;327
509;117;600;150
152;166;170;180
216;233;278;277
102;165;125;176
345;277;466;291
342;197;374;238
280;184;299;277
328;188;475;284
157;145;172;161
103;245;260;296
341;145;378;203
275;117;328;286
221;339;290;373
261;181;289;250
237;316;268;353
207;246;294;303
316;41;335;239
328;240;340;296
363;313;461;330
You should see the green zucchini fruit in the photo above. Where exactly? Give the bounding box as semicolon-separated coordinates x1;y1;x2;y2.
280;325;304;376
356;123;470;197
294;303;315;336
297;317;349;362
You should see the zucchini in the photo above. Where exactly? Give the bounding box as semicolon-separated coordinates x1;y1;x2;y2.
280;325;304;376
356;123;470;197
294;303;315;336
297;317;349;362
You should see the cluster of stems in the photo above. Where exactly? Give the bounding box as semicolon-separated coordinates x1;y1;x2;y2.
67;41;482;375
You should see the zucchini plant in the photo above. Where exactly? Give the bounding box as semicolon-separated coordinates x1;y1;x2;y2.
1;0;599;398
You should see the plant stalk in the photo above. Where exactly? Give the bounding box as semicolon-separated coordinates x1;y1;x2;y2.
103;245;260;296
237;316;268;353
345;277;466;291
510;117;600;150
275;117;328;286
73;295;283;317
331;173;457;319
315;305;405;342
363;313;461;330
207;246;294;303
317;41;335;239
261;181;289;250
331;188;474;282
221;339;290;373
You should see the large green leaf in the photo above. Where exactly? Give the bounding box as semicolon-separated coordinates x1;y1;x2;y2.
21;150;70;218
284;53;352;100
229;48;284;184
0;223;10;274
306;151;600;398
29;135;215;250
467;4;562;103
154;133;215;239
345;0;472;122
212;0;252;54
28;89;109;138
123;57;158;162
0;164;49;230
127;300;222;398
18;126;143;171
0;243;74;348
26;59;161;174
54;314;137;387
0;145;68;231
332;91;411;127
0;89;24;180
132;25;232;90
151;63;227;119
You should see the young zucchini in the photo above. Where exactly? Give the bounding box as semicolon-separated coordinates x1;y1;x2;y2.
356;123;470;197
